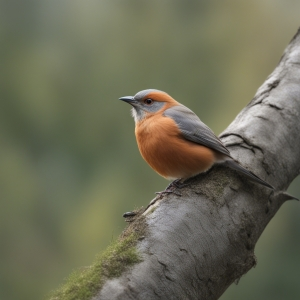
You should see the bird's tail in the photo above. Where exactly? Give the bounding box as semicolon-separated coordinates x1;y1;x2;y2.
223;159;274;189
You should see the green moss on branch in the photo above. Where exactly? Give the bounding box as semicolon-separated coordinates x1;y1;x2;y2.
48;210;146;300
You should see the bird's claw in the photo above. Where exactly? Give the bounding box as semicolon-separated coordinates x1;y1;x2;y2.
155;190;182;197
154;179;187;197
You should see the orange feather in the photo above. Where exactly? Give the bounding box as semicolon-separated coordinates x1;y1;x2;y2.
135;110;216;180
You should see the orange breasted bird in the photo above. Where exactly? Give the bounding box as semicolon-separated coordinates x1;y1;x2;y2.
119;89;273;189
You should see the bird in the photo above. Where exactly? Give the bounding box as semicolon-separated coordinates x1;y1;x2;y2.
119;89;274;190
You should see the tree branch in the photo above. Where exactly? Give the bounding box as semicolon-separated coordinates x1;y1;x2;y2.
94;28;300;300
47;29;300;300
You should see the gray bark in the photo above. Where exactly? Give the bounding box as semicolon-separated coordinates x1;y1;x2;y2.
95;28;300;300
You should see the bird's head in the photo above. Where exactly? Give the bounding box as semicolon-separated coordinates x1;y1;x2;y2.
119;89;178;123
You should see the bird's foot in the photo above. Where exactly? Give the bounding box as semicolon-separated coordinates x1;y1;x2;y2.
171;179;190;189
144;179;190;213
155;179;188;197
155;189;182;197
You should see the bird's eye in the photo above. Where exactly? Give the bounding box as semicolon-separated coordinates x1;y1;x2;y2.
144;98;153;105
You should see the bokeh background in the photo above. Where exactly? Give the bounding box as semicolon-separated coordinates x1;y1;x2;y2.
0;1;300;299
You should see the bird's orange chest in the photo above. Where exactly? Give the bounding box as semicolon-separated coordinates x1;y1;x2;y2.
135;114;177;156
135;113;173;153
134;110;217;180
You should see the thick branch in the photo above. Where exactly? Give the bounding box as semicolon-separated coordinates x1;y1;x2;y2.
95;29;300;300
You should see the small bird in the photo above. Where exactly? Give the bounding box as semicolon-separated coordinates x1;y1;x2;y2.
119;89;273;190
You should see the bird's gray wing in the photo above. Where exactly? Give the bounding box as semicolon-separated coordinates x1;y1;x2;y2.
163;105;231;157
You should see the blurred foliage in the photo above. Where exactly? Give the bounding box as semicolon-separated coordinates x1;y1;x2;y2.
0;1;299;299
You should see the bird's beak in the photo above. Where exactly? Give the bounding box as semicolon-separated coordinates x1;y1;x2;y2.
119;96;134;103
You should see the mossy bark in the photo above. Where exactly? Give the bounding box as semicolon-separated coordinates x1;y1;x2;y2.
47;211;147;300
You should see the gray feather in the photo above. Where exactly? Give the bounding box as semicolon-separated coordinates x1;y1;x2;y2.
164;105;231;157
163;105;274;189
223;160;274;189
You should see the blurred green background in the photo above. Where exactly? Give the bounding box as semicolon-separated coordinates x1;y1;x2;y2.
0;1;299;299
